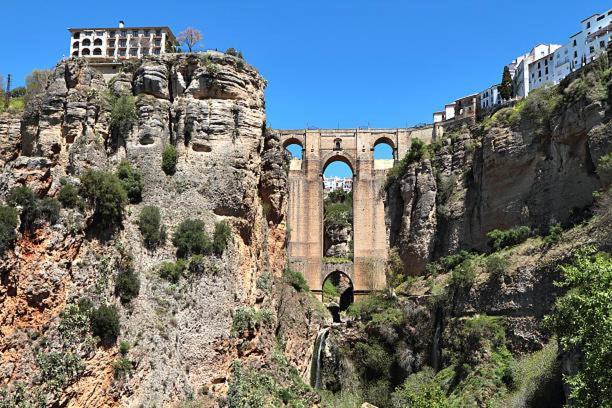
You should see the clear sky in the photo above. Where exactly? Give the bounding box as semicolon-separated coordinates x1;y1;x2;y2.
1;0;609;177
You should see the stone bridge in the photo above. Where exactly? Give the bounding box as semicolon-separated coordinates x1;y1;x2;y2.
276;126;433;298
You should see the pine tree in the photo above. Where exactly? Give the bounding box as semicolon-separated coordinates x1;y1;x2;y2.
498;66;513;101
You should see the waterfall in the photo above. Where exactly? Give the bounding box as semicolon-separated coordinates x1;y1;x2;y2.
431;307;443;371
310;327;330;389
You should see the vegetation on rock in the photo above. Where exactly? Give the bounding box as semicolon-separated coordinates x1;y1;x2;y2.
212;220;231;255
116;160;143;204
0;205;18;252
486;226;531;251
89;304;120;345
79;169;127;224
172;218;212;258
162;144;178;175
138;205;165;249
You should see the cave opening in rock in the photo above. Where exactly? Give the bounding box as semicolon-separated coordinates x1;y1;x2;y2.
322;271;354;323
322;159;353;261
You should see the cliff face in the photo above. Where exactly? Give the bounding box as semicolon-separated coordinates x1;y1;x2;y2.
388;97;611;275
0;54;324;407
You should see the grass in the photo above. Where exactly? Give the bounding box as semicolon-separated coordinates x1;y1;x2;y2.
322;256;352;264
0;97;25;113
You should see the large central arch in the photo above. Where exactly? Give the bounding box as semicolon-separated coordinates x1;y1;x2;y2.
278;126;434;298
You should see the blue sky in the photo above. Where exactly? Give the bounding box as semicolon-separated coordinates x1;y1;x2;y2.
1;0;609;177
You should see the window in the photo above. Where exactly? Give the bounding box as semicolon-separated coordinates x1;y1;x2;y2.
132;30;139;36
574;50;578;58
108;40;115;47
120;30;127;37
587;22;591;29
130;48;137;56
110;31;116;38
107;50;114;57
155;30;161;36
573;39;577;46
82;38;91;46
334;139;342;151
93;48;102;56
84;31;92;36
590;46;595;53
142;49;149;55
119;39;127;47
144;30;150;36
73;32;80;39
95;31;104;36
82;48;90;55
119;49;126;56
154;39;161;46
93;38;103;46
545;67;548;74
153;48;161;55
601;41;606;48
72;41;79;48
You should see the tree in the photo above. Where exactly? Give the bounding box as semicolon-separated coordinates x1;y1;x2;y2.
25;69;52;103
177;27;203;52
498;66;513;101
172;219;212;258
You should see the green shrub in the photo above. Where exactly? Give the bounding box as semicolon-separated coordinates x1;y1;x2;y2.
544;248;612;407
386;138;430;187
440;250;475;270
6;186;38;229
57;182;83;209
188;254;206;275
115;269;140;303
0;205;18;252
543;223;563;246
354;341;393;379
486;226;531;251
256;273;272;292
172;219;212;258
518;87;562;136
119;341;130;356
322;279;340;301
113;357;132;379
36;351;85;391
485;254;508;278
212;220;232;255
79;169;127;223
116;160;143;204
109;94;137;138
138;205;165;248
231;307;273;335
392;367;449;408
37;197;60;225
449;259;476;289
162;144;178;175
159;259;187;283
89;304;120;344
283;267;309;292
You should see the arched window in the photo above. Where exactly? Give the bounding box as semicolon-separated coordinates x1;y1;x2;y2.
93;38;103;46
73;32;80;39
81;48;90;56
322;158;353;262
72;51;79;56
72;41;79;49
333;138;342;151
82;38;91;46
93;48;102;56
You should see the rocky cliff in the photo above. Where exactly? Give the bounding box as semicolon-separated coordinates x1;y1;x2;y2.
0;54;325;407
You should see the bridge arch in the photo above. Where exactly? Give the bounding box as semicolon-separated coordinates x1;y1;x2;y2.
322;270;354;322
321;151;356;175
373;136;397;160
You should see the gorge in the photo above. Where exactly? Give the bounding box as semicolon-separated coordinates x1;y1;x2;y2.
0;47;610;408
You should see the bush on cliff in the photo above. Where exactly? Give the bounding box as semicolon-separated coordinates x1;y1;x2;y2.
138;205;165;249
172;219;212;258
116;160;143;204
283;267;309;292
386;138;430;188
6;186;60;229
109;94;137;138
159;259;187;283
115;268;140;304
391;367;449;408
162;144;178;175
57;181;83;210
486;226;531;251
79;170;127;224
89;304;120;345
212;220;232;255
0;205;18;252
544;248;612;408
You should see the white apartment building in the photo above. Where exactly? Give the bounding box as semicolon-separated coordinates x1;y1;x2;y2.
512;44;561;98
479;84;501;109
69;21;178;59
528;52;556;92
323;177;353;193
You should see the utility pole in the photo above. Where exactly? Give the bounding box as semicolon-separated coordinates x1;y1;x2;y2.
4;74;11;109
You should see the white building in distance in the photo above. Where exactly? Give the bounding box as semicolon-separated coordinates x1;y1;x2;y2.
479;84;501;110
323;177;353;193
68;21;179;79
513;44;561;98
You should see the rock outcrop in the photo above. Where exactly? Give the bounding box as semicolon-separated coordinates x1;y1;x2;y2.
0;53;324;407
